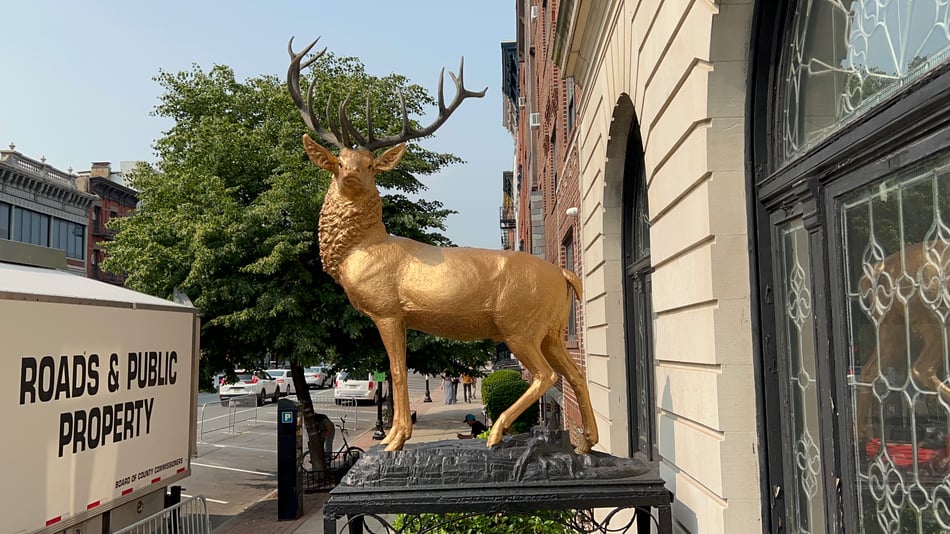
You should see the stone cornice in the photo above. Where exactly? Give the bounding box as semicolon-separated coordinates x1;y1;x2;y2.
0;150;98;212
89;176;138;207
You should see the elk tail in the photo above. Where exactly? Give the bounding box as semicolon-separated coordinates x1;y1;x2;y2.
562;269;583;300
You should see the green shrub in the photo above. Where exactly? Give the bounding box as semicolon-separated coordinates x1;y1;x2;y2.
393;510;574;533
480;369;523;400
485;379;539;434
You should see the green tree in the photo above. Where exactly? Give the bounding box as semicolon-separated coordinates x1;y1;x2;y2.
486;379;539;434
393;510;574;533
480;368;523;400
103;53;491;464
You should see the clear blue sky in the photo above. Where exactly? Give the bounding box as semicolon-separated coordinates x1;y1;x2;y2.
0;1;515;249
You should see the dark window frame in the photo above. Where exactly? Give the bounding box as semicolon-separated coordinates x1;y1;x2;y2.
563;231;577;343
620;114;655;461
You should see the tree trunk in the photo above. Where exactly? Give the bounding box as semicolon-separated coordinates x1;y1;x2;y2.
290;362;328;475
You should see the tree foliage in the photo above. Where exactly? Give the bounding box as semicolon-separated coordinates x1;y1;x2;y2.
486;379;539;434
393;510;574;534
480;369;523;400
103;52;492;384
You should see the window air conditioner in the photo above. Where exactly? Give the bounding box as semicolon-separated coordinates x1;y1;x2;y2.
529;113;541;128
518;96;526;108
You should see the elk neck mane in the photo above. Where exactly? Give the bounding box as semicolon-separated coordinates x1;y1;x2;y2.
318;181;386;282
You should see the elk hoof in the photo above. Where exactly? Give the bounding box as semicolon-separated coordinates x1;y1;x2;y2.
486;428;503;448
383;430;409;452
380;424;412;450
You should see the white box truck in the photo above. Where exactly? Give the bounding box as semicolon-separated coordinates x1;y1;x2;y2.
0;259;200;533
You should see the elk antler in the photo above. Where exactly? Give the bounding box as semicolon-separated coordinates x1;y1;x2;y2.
288;35;487;151
287;36;345;148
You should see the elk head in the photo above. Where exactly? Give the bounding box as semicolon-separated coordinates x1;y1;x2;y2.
301;138;405;200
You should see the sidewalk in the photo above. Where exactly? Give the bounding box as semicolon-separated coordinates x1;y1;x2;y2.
213;389;485;533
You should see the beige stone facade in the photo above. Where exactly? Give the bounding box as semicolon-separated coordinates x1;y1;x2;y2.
551;1;761;532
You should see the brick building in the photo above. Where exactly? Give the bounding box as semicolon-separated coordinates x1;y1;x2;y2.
76;162;138;285
504;0;589;447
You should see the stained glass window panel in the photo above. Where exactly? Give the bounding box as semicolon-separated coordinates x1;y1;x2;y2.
777;220;826;534
842;152;950;533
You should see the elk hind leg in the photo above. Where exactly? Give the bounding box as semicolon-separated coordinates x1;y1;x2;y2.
487;339;557;448
543;332;598;453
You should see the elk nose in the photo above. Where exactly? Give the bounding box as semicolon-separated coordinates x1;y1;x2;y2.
340;171;360;188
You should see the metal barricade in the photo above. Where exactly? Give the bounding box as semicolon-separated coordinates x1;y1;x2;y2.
114;495;211;534
197;394;257;438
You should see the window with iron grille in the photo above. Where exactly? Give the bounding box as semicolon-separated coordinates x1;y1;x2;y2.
752;0;950;531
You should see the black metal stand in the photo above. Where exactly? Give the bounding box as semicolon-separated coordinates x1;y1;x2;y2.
324;477;672;533
323;436;673;533
372;386;386;440
423;375;432;403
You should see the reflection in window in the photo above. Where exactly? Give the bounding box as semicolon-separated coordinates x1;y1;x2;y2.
842;152;950;533
12;207;49;247
51;219;85;260
777;220;826;534
781;0;950;165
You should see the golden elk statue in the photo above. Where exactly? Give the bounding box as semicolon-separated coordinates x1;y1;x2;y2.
287;37;598;453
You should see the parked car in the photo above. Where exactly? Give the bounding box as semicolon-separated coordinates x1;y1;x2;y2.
306;366;332;388
334;371;385;405
220;370;279;406
297;367;320;389
265;369;295;396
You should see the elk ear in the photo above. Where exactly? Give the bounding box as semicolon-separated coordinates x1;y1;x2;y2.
375;143;406;172
302;134;339;172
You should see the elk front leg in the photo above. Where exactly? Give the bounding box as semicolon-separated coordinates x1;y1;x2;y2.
374;317;413;451
910;320;949;402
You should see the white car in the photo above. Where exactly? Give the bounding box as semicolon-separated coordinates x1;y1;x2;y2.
334;371;385;405
219;370;279;406
306;366;332;389
265;369;295;396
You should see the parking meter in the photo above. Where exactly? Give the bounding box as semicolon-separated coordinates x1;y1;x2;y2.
277;398;303;520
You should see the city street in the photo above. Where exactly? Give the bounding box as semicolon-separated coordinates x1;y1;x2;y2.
186;374;434;529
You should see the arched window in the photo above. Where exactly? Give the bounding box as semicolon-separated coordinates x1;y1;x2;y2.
752;0;950;531
780;0;950;165
621;114;654;459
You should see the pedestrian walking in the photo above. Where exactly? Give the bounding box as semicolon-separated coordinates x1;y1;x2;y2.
461;373;476;403
441;370;459;405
